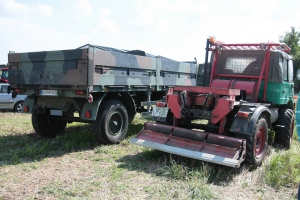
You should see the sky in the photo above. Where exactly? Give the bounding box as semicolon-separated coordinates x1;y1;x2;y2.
0;0;300;64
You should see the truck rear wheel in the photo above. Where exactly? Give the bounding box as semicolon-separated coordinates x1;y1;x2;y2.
32;110;67;137
273;108;294;149
237;115;268;167
94;100;128;144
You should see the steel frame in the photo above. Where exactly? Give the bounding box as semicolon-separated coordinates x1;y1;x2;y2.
209;41;290;101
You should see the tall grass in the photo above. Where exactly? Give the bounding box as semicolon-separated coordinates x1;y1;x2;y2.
0;113;299;199
263;132;300;189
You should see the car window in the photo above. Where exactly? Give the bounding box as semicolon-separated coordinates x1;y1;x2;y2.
1;85;8;93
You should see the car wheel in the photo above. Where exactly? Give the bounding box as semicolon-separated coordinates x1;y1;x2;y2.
14;101;24;113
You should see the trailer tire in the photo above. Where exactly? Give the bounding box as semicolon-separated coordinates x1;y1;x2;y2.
237;115;268;167
128;114;135;123
273;108;294;149
94;100;128;144
32;110;67;137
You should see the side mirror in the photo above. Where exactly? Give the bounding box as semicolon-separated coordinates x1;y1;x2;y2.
297;69;300;80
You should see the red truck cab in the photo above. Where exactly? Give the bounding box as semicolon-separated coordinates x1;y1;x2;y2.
0;67;8;83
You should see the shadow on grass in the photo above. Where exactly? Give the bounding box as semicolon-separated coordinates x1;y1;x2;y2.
0;123;99;167
0;121;147;167
119;122;248;185
116;148;247;185
126;122;144;138
117;136;298;185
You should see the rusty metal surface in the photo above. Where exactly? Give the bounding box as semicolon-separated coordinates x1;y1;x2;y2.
130;123;246;168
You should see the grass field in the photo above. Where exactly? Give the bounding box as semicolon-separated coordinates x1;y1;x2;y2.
0;112;299;199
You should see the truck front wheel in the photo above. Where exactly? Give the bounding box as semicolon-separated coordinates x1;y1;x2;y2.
32;110;67;137
94;100;128;144
237;115;268;167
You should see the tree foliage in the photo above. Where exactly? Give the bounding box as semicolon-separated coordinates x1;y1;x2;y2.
279;27;300;93
279;27;300;83
279;27;300;56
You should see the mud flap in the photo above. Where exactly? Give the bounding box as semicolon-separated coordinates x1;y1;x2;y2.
22;96;35;113
130;123;246;168
81;93;107;121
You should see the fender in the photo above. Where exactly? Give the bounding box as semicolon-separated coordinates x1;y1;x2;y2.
84;92;137;122
81;93;107;121
230;105;271;136
22;96;36;113
117;92;136;123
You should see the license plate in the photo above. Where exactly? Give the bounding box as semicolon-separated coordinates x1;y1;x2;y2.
152;106;169;117
40;90;58;96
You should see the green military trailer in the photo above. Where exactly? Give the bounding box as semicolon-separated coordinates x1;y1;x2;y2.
8;45;197;144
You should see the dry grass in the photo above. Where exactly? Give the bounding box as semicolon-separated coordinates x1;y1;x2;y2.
0;112;299;200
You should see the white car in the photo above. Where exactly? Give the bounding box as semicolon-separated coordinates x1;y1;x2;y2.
0;83;27;112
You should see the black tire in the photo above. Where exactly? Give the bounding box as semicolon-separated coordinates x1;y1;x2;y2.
273;108;294;149
94;100;128;144
128;114;135;123
32;109;67;137
14;101;23;113
237;115;268;166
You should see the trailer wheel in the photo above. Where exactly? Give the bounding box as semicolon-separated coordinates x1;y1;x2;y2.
128;114;135;123
94;100;128;144
273;108;294;149
32;109;67;137
237;115;268;166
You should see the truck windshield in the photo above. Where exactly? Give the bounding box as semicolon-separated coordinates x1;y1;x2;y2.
1;70;8;79
217;51;265;76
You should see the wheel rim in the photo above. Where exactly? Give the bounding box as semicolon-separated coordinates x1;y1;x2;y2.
17;103;23;112
254;127;266;159
108;111;123;136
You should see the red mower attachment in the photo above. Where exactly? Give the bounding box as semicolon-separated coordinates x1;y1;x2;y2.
130;123;246;168
131;38;294;168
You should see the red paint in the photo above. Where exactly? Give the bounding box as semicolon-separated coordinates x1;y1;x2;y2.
136;41;290;165
135;123;245;159
23;105;29;113
166;93;182;119
0;68;8;83
85;110;91;118
211;97;234;124
254;126;266;159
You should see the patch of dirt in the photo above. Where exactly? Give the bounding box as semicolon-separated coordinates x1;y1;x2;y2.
0;151;97;200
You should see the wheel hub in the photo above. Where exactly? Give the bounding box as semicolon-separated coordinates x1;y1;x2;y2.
255;127;265;159
109;112;123;136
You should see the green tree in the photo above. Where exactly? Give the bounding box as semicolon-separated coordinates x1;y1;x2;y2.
279;27;300;56
279;27;300;90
